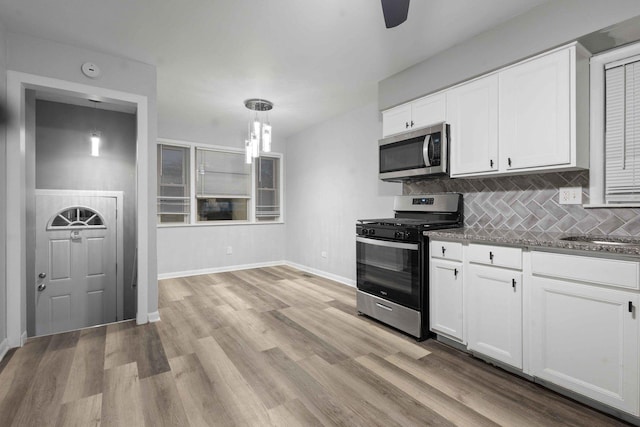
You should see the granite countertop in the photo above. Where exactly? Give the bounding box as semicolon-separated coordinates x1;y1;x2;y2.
424;227;640;256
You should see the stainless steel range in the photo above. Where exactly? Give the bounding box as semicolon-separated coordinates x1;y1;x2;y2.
356;193;463;340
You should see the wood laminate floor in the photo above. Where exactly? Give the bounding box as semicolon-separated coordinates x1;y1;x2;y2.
0;266;632;426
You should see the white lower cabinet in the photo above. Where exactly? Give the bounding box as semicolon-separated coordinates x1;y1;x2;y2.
430;258;464;342
467;264;523;369
530;274;640;415
427;240;640;417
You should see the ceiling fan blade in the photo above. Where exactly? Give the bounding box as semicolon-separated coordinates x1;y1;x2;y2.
381;0;410;29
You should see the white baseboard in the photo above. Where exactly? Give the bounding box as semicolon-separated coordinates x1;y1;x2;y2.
157;261;286;280
284;261;356;288
0;338;9;363
148;311;161;323
20;331;27;346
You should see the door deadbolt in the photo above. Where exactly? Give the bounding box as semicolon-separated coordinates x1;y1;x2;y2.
39;272;46;279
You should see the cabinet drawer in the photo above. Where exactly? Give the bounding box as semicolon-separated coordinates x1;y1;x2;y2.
430;240;463;262
532;251;640;290
468;243;522;270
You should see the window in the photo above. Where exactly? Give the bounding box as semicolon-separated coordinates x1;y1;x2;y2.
589;41;640;207
196;148;250;221
156;140;283;225
604;58;640;203
256;156;280;220
157;144;190;223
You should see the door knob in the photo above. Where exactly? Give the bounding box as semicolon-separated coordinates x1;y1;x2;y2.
37;283;46;292
39;272;46;279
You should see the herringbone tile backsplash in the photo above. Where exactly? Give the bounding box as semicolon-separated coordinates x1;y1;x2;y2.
404;171;640;236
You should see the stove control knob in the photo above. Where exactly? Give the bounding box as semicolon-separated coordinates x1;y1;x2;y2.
369;229;376;236
394;231;405;240
361;228;368;235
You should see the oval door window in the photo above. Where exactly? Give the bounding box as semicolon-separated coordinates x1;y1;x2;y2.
47;206;107;230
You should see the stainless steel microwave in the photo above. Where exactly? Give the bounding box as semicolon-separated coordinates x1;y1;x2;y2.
379;122;449;182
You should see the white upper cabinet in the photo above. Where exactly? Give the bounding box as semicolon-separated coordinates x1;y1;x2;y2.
382;93;445;137
382;43;589;177
382;103;412;137
411;93;446;130
500;47;573;171
448;74;499;176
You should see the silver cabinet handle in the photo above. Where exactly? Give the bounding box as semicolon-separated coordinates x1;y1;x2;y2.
38;283;46;292
39;272;47;279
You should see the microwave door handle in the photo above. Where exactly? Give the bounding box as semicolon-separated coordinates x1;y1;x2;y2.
422;135;433;167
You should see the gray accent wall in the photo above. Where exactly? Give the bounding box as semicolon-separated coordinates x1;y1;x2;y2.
35;100;137;323
379;0;640;110
405;172;640;236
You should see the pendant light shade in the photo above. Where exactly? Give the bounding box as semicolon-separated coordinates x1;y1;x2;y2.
89;99;101;157
90;131;101;157
244;98;273;164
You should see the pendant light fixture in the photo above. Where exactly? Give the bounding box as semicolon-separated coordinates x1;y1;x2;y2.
89;99;101;157
244;98;273;164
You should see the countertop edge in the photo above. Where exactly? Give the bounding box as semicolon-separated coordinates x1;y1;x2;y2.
424;228;640;257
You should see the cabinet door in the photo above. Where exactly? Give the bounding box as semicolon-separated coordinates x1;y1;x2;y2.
467;265;522;368
382;104;412;137
499;47;572;170
531;276;639;415
448;75;499;176
411;93;446;130
430;259;464;342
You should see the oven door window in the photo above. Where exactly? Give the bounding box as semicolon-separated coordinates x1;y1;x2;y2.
356;237;421;309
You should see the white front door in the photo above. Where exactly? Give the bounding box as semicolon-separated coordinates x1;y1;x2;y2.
35;194;117;336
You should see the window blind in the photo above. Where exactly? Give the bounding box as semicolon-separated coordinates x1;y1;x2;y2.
605;59;640;202
195;148;251;197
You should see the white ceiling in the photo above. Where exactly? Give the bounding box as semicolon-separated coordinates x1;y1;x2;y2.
0;0;549;140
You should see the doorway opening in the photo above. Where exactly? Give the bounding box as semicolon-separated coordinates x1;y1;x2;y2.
6;70;152;347
28;93;137;336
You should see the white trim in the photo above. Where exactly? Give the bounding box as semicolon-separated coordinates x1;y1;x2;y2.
0;338;9;363
147;311;161;323
20;331;27;346
6;70;151;347
158;260;286;280
157;221;285;228
35;189;125;321
158;260;355;288
284;261;356;288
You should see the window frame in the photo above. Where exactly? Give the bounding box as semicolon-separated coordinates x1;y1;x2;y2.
588;41;640;207
157;142;191;224
157;138;284;227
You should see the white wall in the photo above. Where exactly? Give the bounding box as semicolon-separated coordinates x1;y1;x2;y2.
285;102;400;284
5;32;158;334
0;22;7;355
157;224;285;277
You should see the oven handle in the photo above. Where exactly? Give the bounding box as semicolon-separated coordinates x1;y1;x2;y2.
356;236;419;251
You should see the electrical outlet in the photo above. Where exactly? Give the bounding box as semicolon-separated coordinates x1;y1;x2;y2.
559;186;582;205
321;251;327;258
226;246;233;255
